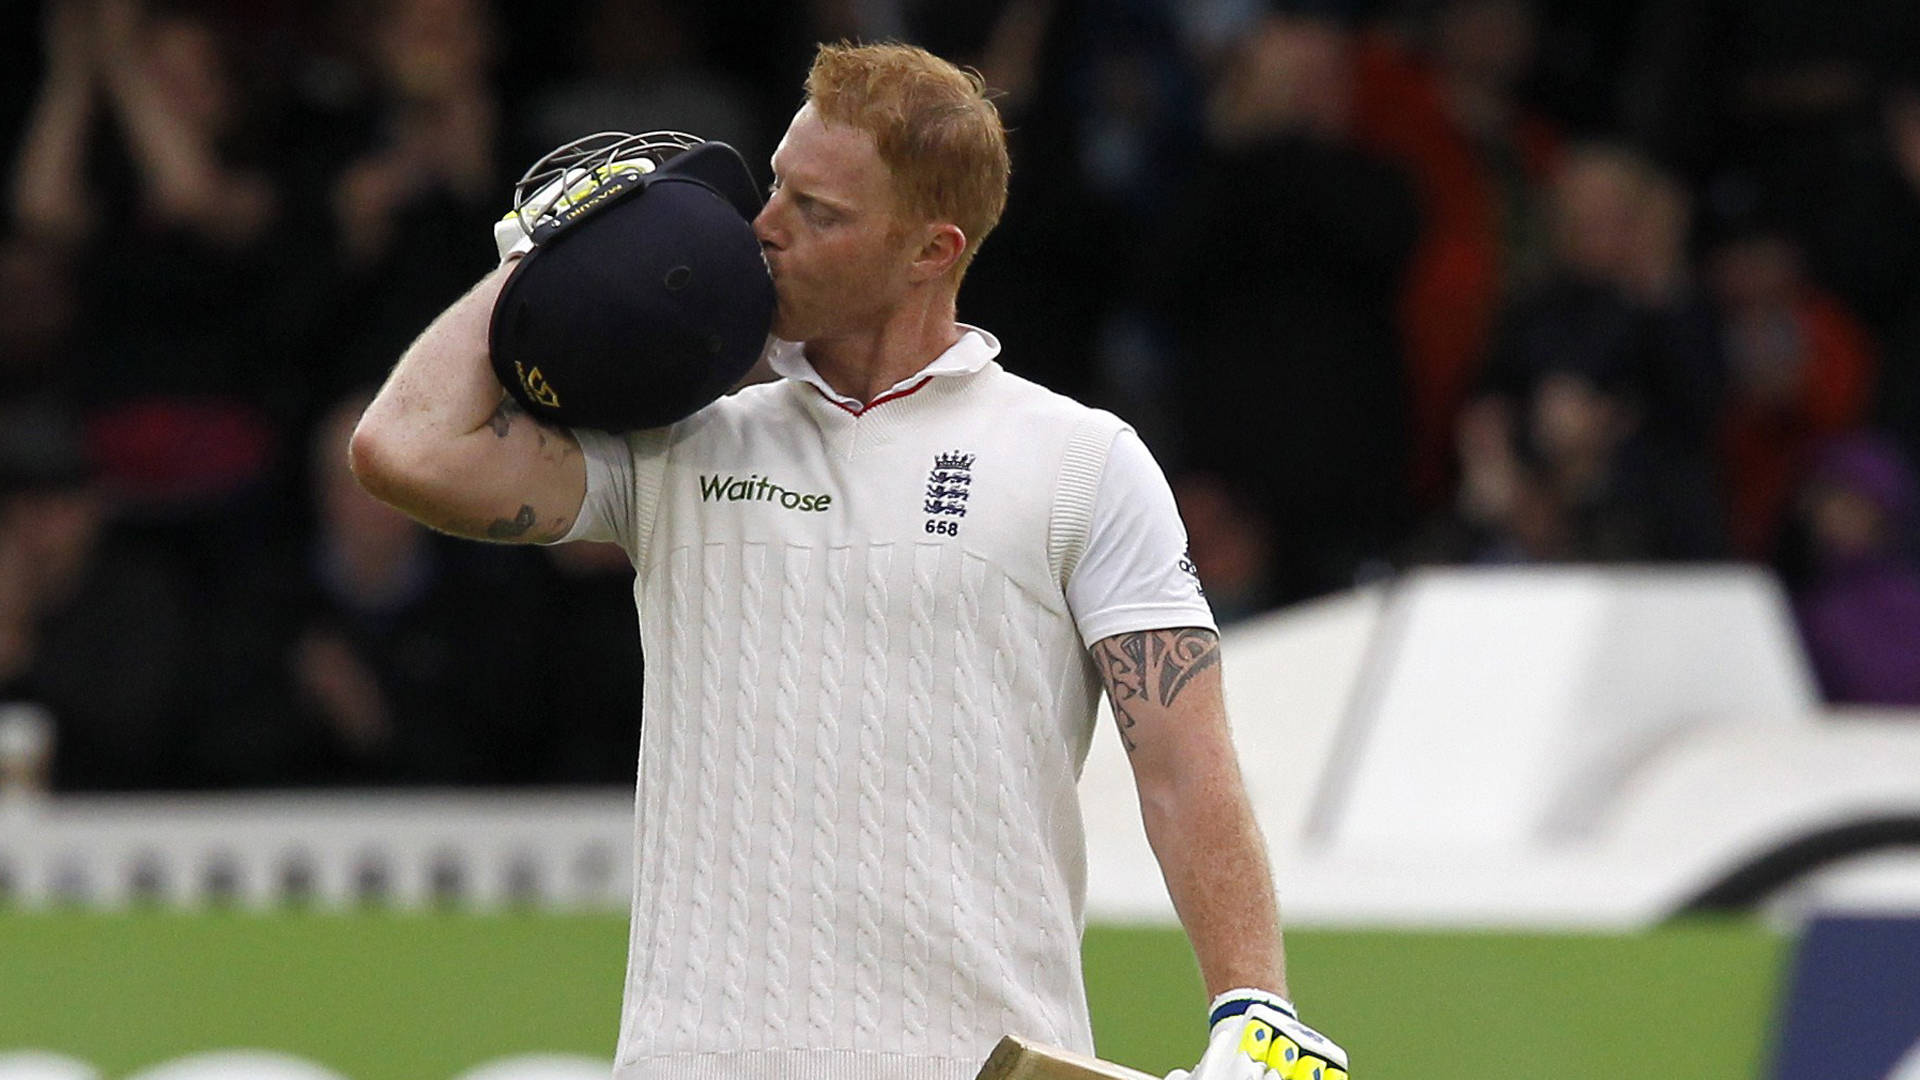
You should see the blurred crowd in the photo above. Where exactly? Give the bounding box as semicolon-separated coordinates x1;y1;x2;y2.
3;0;1920;791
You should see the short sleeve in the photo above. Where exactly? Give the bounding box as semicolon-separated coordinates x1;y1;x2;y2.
1066;428;1216;646
555;425;669;563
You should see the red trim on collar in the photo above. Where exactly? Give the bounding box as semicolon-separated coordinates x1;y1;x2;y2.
812;375;935;416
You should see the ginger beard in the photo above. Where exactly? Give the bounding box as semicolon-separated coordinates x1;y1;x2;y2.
754;105;924;344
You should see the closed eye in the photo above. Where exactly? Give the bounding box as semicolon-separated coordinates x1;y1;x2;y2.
768;175;842;226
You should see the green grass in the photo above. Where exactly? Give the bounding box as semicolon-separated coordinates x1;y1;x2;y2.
0;911;625;1078
0;914;1786;1080
1085;920;1789;1080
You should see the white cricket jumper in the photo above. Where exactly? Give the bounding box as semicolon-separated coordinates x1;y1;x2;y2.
562;328;1213;1080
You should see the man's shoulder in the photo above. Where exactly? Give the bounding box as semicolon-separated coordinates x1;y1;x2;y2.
582;380;802;464
714;377;804;415
976;363;1126;431
665;379;804;435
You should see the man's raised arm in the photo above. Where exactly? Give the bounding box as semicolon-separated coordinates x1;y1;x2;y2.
349;263;587;544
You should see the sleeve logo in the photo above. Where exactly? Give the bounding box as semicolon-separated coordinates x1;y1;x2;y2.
1179;547;1205;594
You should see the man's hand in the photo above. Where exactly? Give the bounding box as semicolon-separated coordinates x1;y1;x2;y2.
491;153;657;262
1169;989;1348;1080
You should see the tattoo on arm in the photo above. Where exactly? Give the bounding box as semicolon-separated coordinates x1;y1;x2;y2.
469;397;576;543
485;504;538;540
485;396;520;437
1095;632;1150;751
484;396;557;450
1091;628;1221;753
1154;628;1221;705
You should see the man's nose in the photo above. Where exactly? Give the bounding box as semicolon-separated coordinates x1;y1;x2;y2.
753;202;781;249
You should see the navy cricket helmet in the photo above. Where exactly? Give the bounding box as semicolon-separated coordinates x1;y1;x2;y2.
489;132;775;432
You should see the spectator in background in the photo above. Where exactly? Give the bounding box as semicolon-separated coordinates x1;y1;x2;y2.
1872;85;1920;476
1154;11;1420;603
1622;0;1920;273
1790;432;1920;707
0;403;197;791
9;0;1920;794
320;0;506;396
1602;147;1727;453
191;391;546;787
1494;144;1723;554
11;1;99;251
1402;394;1561;564
1413;142;1726;564
1705;213;1877;559
960;0;1200;405
516;0;766;181
1407;371;1681;566
11;0;278;251
1608;149;1725;495
1352;0;1562;508
1621;0;1920;501
9;0;320;586
1778;80;1920;341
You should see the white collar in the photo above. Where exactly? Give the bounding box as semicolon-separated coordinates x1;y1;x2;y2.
765;324;1001;410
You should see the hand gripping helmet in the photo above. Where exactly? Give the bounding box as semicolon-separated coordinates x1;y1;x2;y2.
489;131;776;432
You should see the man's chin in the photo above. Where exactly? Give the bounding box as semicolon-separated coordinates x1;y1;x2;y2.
769;309;808;343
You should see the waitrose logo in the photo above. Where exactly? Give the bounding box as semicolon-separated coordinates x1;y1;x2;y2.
699;472;833;512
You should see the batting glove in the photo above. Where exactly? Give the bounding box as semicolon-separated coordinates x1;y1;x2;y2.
492;154;658;263
1167;989;1348;1080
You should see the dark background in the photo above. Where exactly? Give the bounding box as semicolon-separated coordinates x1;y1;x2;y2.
4;0;1920;791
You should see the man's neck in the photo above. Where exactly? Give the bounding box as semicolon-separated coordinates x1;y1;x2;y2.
804;296;963;405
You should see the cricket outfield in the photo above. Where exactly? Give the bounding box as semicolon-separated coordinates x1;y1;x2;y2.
0;915;1783;1079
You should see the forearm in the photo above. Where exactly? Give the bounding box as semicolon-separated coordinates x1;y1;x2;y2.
99;63;217;207
11;73;97;243
91;9;274;242
1094;627;1288;1001
361;262;514;449
1141;763;1288;999
351;262;584;543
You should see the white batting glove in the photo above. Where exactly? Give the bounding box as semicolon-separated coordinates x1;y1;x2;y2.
491;155;659;263
1167;989;1348;1080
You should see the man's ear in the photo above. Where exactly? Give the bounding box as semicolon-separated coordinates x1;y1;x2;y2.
906;222;967;283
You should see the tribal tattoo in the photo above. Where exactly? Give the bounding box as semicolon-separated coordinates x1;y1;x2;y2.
1090;627;1221;752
